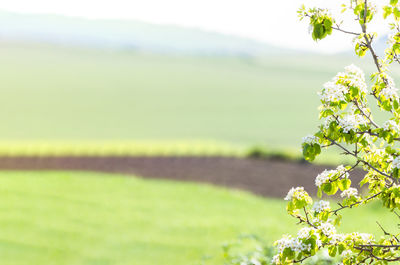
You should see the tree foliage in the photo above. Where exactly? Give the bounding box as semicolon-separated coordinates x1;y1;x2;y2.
273;1;400;265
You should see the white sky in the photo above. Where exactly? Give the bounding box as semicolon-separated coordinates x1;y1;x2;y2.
0;0;389;53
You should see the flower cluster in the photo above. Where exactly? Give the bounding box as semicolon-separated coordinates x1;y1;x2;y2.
393;156;400;169
273;228;323;264
297;227;317;239
341;250;353;259
275;234;317;253
284;187;308;201
340;187;358;198
302;135;318;145
380;75;399;101
318;64;367;105
338;114;367;133
318;222;336;238
315;165;348;187
319;81;347;103
312;200;330;213
272;2;400;265
330;233;345;244
341;64;368;94
383;120;400;132
349;232;374;244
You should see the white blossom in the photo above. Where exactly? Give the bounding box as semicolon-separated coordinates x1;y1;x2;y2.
384;120;400;132
271;254;280;265
318;65;368;104
349;232;374;244
381;86;399;101
340;187;358;198
315;165;348;187
342;250;353;259
315;170;331;187
393;156;400;169
338;114;367;133
297;227;317;239
284;187;308;201
275;235;309;253
359;233;374;243
343;64;368;94
312;200;330;213
302;135;318;145
318;222;336;238
274;230;321;255
319;81;347;103
330;233;346;244
380;75;399;101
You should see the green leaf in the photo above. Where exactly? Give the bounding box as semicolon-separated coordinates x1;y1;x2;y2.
328;245;337;257
384;6;393;18
322;182;338;195
338;243;345;254
317;187;322;198
338;178;351;191
393;168;399;179
394;7;400;18
333;214;342;226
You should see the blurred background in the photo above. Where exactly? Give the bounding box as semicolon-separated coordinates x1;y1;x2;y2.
0;1;397;265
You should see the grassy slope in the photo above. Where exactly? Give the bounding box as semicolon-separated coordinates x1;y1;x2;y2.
0;171;396;265
0;42;384;149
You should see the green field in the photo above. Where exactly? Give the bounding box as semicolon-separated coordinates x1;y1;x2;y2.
0;171;396;265
0;42;394;153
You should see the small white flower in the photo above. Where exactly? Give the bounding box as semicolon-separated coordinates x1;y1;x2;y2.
381;86;399;101
271;254;280;265
393;157;400;169
349;232;374;244
338;114;367;133
302;135;318;145
318;222;336;238
319;81;347;103
297;227;316;239
340;187;358;198
344;64;368;94
284;187;308;201
380;75;399;101
315;165;348;187
315;170;331;187
384;120;400;132
342;250;353;259
318;65;368;104
312;200;330;213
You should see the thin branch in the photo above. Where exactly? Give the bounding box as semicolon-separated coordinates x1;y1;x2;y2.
332;25;361;36
325;136;393;180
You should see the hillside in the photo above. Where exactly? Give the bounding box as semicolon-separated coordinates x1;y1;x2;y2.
0;11;286;55
0;41;386;149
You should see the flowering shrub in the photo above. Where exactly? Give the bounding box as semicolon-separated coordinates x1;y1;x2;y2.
273;1;400;264
221;235;335;265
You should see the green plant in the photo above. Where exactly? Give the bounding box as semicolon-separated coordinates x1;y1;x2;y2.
273;1;400;264
222;235;335;265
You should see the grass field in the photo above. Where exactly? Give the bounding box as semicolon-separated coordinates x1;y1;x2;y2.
0;42;394;152
0;171;396;265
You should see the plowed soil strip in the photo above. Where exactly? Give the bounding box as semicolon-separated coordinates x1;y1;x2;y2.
0;156;364;198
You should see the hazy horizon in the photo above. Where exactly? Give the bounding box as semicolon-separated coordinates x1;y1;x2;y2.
0;0;388;54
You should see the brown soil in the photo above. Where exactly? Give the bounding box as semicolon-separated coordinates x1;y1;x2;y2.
0;156;365;198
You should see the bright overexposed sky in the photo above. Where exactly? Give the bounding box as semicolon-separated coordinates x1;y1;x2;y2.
0;0;389;53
